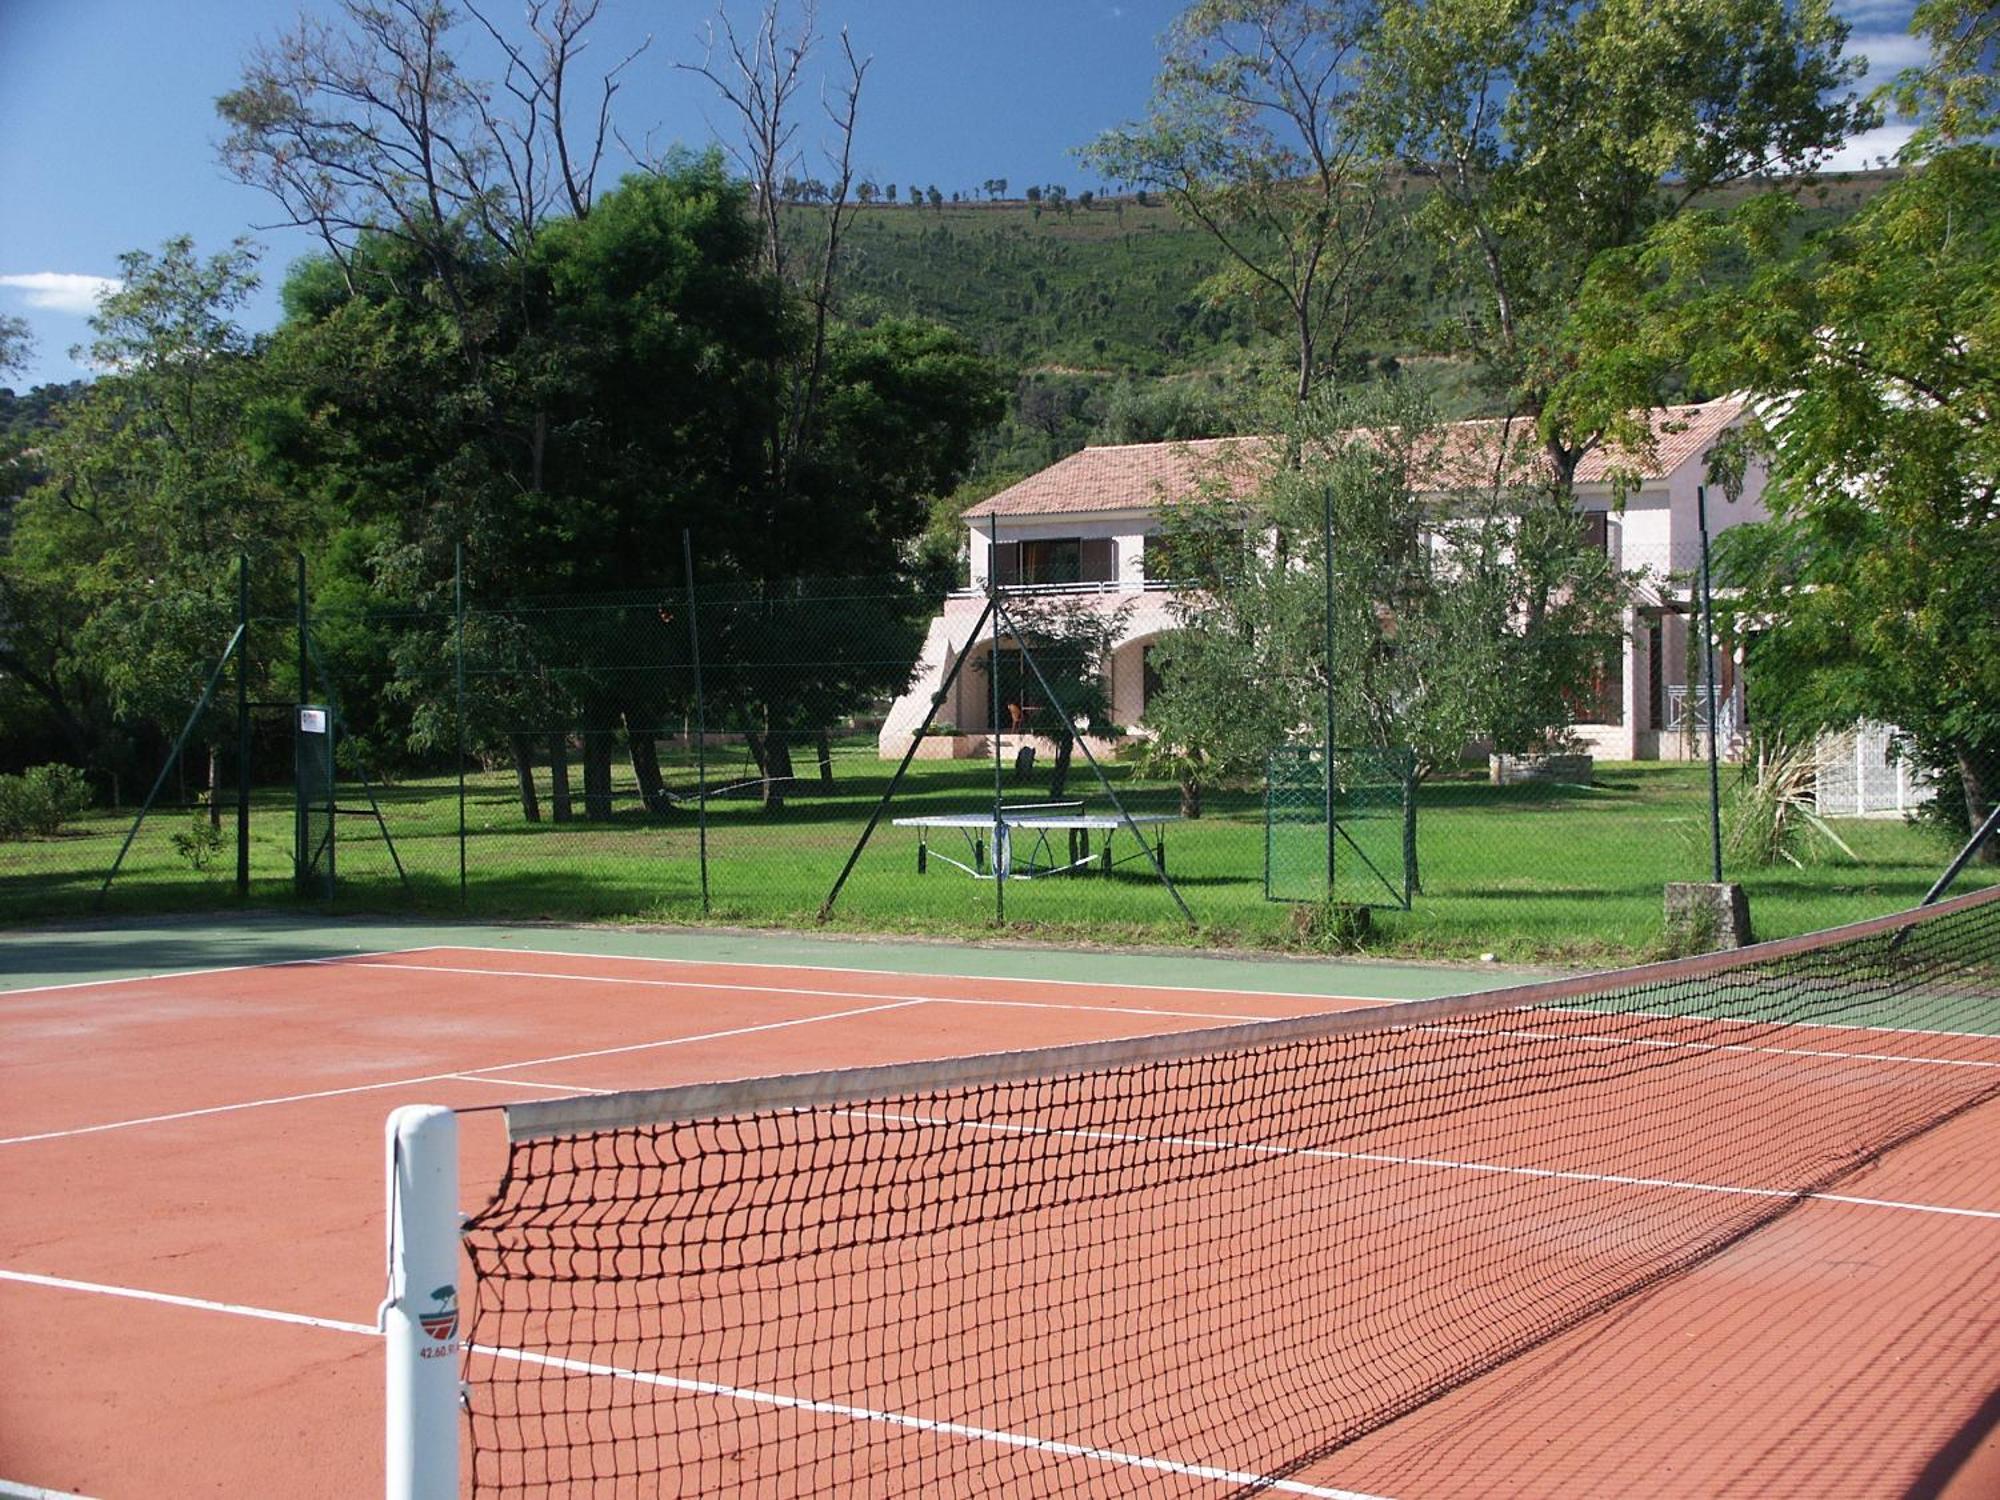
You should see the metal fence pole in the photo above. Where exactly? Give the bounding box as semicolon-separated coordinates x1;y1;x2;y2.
297;553;309;882
820;595;999;922
682;530;710;915
237;553;251;896
1696;484;1724;883
1323;481;1337;903
988;514;1005;921
455;542;467;904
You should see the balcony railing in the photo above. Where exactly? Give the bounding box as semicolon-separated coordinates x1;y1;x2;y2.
950;578;1177;598
1663;683;1740;742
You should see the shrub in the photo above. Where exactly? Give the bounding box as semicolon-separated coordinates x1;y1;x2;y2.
0;763;93;839
172;814;227;871
1724;735;1857;868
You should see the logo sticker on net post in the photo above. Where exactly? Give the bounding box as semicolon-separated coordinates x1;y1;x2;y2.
418;1285;459;1353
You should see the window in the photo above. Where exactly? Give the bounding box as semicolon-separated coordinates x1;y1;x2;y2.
1646;614;1665;728
1580;510;1609;554
1022;538;1081;584
990;538;1118;586
1570;640;1625;726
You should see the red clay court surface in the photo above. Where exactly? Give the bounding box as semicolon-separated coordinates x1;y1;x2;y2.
1;942;1996;1498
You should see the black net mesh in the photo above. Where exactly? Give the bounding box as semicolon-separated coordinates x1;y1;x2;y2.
459;889;2000;1497
1265;745;1415;908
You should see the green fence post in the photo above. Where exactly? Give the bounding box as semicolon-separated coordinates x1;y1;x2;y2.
237;553;251;896
456;542;467;905
682;530;710;916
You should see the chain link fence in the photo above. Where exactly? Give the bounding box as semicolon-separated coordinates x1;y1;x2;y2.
3;553;1996;961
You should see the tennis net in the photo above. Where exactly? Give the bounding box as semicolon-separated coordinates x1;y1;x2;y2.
449;887;2000;1497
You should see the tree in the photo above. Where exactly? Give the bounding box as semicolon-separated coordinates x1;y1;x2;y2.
1085;0;1398;404
0;315;31;379
1565;9;2000;852
1892;0;2000;151
218;0;638;308
261;154;1000;816
1360;0;1869;481
1;239;309;798
1143;383;1626;881
981;594;1134;801
1095;377;1235;444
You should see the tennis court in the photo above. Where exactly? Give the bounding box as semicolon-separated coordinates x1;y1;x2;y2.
3;896;1998;1497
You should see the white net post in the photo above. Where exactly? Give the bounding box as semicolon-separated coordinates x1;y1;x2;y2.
383;1104;460;1500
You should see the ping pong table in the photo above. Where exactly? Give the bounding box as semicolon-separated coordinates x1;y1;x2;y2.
892;802;1177;879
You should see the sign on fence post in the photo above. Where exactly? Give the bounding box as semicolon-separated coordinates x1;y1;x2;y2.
296;705;335;898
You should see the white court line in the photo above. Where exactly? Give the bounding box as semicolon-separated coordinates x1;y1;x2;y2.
0;946;431;1001
1436;1021;2000;1073
445;1074;612;1096
0;1001;926;1147
843;1110;2000;1221
332;959;1997;1072
475;1343;1395;1500
320;958;1294;1023
3;1481;104;1500
372;942;1427;1004
358;953;2000;1048
1547;1002;2000;1045
0;1268;1393;1500
0;1268;378;1335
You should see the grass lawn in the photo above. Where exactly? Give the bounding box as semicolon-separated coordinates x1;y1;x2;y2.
2;743;1985;964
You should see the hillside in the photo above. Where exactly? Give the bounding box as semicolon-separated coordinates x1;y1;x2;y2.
835;171;1897;379
825;172;1898;483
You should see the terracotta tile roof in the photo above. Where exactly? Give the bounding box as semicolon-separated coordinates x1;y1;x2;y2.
962;437;1277;518
962;397;1745;518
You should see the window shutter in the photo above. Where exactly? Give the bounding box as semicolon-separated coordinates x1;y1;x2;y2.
1079;538;1116;583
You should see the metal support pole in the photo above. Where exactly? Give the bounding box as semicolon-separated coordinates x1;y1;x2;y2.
99;627;246;906
996;596;1196;927
297;553;310;883
682;530;710;915
237;554;251;896
1918;802;2000;908
1696;484;1724;884
1323;481;1337;902
819;595;998;922
381;1104;460;1500
455;543;466;904
988;514;1005;924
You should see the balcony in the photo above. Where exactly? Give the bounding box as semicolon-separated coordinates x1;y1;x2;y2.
951;577;1170;599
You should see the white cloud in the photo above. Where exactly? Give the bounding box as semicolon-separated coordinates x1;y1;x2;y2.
1835;0;1917;27
1848;30;1931;75
1821;121;1920;171
0;272;122;315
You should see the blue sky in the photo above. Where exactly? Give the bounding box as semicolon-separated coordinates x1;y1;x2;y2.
0;0;1925;391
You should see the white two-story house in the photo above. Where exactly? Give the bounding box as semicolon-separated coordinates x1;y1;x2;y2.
879;396;1767;764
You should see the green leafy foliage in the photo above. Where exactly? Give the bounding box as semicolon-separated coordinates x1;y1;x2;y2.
1362;0;1870;463
1;239;307;785
0;762;92;838
170;812;227;871
1144;383;1628;798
